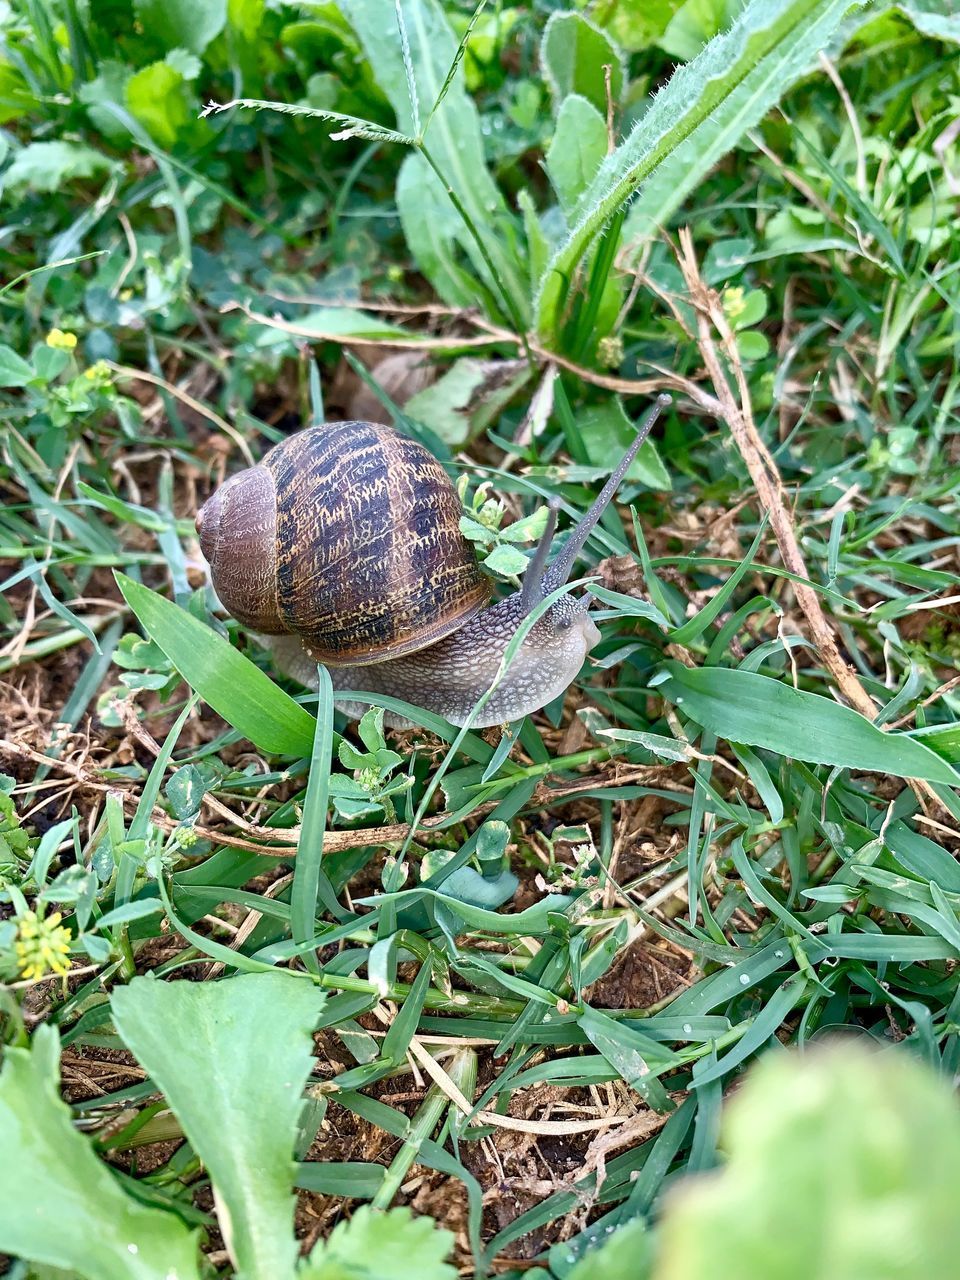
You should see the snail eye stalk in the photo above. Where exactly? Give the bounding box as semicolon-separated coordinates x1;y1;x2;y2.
519;499;561;617
541;394;671;595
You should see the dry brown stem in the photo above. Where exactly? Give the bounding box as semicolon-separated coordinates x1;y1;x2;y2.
228;299;684;400
0;736;451;855
675;228;879;722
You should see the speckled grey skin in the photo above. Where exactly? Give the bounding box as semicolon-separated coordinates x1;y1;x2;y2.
266;592;601;727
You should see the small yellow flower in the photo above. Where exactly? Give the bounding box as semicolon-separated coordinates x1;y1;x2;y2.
721;286;747;324
14;909;72;982
84;360;112;382
46;328;78;351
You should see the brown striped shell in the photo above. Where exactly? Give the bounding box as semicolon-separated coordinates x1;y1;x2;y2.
196;421;490;666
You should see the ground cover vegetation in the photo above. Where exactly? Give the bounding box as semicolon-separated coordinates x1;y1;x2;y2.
1;0;959;1276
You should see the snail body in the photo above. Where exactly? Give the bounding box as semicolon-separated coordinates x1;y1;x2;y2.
197;400;668;728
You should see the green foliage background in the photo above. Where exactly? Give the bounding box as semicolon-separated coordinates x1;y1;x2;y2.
1;0;960;1276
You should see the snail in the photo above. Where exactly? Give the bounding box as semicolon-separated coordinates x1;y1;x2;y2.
196;396;669;728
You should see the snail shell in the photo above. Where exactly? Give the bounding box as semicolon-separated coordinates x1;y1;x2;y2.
196;420;490;665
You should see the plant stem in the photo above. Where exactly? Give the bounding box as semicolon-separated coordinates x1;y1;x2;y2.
567;206;626;360
116;928;137;981
372;1047;477;1209
0;613;121;674
417;141;532;361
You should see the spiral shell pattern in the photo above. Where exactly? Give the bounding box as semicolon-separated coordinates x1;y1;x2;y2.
260;420;489;665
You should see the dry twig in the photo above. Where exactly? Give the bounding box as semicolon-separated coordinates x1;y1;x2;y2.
0;737;455;855
675;229;879;721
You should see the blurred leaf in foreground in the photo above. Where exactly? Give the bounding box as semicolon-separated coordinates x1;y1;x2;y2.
657;1042;960;1279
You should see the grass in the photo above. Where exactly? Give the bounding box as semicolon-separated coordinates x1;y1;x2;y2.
1;1;960;1277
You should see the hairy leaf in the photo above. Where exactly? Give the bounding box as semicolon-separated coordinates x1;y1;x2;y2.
535;0;866;338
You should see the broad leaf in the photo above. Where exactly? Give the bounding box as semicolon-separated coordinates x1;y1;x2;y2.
546;94;608;215
657;1044;960;1279
125;61;193;148
255;307;412;343
115;574;316;757
300;1205;456;1280
890;0;960;41
660;0;735;59
405;357;530;444
579;399;672;488
541;12;624;115
339;0;527;319
0;343;36;387
535;0;866;338
133;0;227;53
592;0;681;51
653;662;960;785
396;153;480;307
111;973;322;1280
229;0;265;42
3;141;112;192
0;1025;202;1280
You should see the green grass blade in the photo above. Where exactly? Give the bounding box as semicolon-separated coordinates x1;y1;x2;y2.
295;1161;384;1198
340;0;528;319
116;694;197;909
906;722;960;765
422;0;489;135
668;516;769;647
115;574;315;757
653;662;960;785
692;978;807;1087
394;0;422;136
292;665;346;953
